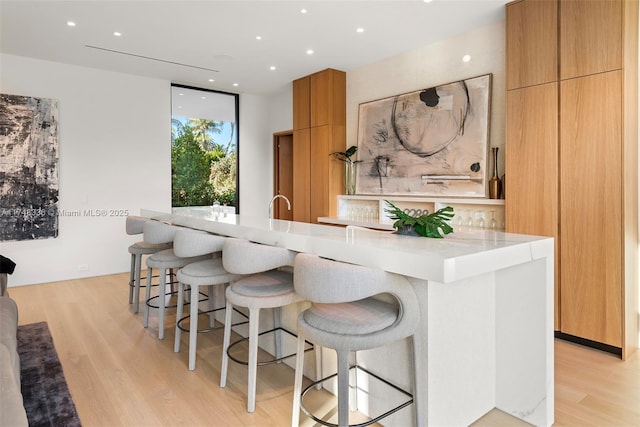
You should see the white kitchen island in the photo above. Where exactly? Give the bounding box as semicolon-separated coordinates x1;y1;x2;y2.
142;207;554;427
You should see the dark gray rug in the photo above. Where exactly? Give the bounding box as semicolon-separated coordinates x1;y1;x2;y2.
17;321;81;427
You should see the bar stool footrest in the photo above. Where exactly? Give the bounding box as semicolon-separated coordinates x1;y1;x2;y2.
300;365;413;427
226;327;314;366
177;306;249;334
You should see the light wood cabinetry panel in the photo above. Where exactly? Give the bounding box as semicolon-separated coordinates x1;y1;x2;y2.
309;126;329;223
505;82;559;327
559;71;623;347
292;69;346;224
506;0;558;89
310;69;346;127
560;0;622;80
293;77;310;130
292;128;310;222
505;0;637;357
505;83;558;237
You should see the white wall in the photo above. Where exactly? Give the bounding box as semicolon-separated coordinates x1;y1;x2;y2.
0;55;276;286
238;93;273;217
1;54;171;286
346;21;506;173
239;83;293;217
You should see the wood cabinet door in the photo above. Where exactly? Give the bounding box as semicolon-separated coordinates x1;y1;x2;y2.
293;76;310;130
310;70;332;127
309;126;330;223
560;0;622;80
292;129;311;222
560;71;623;347
505;82;560;327
506;0;558;89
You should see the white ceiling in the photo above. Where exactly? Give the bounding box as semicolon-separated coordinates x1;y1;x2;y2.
0;0;508;96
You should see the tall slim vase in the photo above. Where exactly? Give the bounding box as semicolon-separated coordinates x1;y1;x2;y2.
345;162;356;195
489;147;502;199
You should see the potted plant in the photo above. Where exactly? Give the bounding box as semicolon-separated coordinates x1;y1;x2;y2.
384;200;454;238
330;145;362;195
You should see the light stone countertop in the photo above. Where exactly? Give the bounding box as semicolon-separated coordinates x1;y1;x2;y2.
141;206;554;283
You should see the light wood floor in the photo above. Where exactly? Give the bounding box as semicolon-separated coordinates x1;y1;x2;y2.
8;273;640;426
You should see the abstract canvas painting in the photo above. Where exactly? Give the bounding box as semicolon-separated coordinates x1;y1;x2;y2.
0;94;59;241
355;74;492;197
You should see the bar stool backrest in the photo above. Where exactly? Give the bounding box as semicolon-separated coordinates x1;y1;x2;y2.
126;215;148;235
143;220;178;245
173;229;226;258
222;238;296;274
293;253;419;333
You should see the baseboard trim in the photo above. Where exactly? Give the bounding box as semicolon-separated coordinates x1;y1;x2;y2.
555;331;622;357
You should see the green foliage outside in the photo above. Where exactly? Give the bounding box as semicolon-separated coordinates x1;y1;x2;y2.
171;120;237;208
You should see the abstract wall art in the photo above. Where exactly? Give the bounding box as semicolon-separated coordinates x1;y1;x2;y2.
355;74;492;197
0;93;59;241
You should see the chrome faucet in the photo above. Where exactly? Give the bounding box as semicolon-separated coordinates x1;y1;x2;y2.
268;194;291;219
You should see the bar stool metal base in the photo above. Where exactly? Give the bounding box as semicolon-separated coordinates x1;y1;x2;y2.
144;273;179;309
226;327;314;366
177;306;249;334
128;271;161;293
300;365;413;427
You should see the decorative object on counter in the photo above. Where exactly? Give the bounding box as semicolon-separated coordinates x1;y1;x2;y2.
489;146;502;199
384;200;454;238
330;145;362;195
501;174;505;199
356;74;492;197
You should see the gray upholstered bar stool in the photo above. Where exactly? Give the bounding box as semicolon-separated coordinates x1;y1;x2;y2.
125;215;171;313
172;228;247;370
220;238;320;413
142;220;209;340
291;253;422;427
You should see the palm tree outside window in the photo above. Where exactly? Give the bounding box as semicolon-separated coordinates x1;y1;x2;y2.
170;84;239;211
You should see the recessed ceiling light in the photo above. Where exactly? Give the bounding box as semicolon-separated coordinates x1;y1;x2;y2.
306;49;314;55
113;31;122;37
178;93;184;96
177;106;183;109
356;28;364;33
424;0;433;3
233;83;239;87
300;8;307;14
270;66;276;71
208;78;215;82
67;21;76;27
201;96;206;99
256;36;262;40
462;54;472;63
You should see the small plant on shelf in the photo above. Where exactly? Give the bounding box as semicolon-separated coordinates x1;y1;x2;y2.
384;200;454;238
330;145;362;164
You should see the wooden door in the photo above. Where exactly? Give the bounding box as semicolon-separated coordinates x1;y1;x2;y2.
560;0;623;80
292;129;311;222
273;132;293;220
505;82;560;327
560;71;623;347
506;0;558;90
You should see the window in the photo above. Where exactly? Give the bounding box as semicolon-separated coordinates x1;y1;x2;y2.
170;84;239;211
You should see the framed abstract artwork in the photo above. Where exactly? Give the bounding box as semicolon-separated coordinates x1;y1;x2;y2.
0;93;59;241
355;73;492;197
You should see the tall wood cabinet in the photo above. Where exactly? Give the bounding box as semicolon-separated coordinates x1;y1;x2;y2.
292;69;346;223
505;0;638;358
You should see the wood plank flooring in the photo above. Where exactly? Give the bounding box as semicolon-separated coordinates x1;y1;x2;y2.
7;273;640;426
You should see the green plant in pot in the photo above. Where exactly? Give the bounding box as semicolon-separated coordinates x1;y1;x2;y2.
384;200;454;238
330;145;362;195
